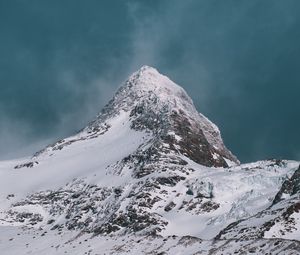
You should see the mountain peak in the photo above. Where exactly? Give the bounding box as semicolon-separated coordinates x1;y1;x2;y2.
85;66;239;168
32;66;239;168
135;64;157;73
132;65;161;78
125;65;186;99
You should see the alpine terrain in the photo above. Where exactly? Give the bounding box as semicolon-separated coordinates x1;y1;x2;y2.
0;66;299;254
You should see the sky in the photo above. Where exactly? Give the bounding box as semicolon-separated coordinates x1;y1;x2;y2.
0;0;299;163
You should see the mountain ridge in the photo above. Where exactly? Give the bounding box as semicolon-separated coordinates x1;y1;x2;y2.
0;66;299;254
34;65;238;168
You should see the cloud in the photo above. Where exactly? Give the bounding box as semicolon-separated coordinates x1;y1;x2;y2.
0;113;51;159
0;0;299;162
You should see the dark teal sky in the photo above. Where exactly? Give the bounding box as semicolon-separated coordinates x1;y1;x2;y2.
0;0;299;162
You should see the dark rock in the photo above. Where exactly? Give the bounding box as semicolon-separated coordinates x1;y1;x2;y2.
273;165;300;205
164;202;176;212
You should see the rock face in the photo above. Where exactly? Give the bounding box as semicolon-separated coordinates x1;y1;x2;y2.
273;165;300;204
0;66;299;254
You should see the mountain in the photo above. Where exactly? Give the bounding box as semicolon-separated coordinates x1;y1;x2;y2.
0;66;299;254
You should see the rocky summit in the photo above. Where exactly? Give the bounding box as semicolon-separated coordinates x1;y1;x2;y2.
0;66;299;254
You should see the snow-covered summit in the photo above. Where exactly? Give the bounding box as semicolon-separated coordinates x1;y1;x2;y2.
85;66;239;167
108;65;196;115
28;66;238;169
92;65;195;118
125;65;192;104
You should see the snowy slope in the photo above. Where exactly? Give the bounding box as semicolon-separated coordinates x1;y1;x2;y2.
0;66;299;254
